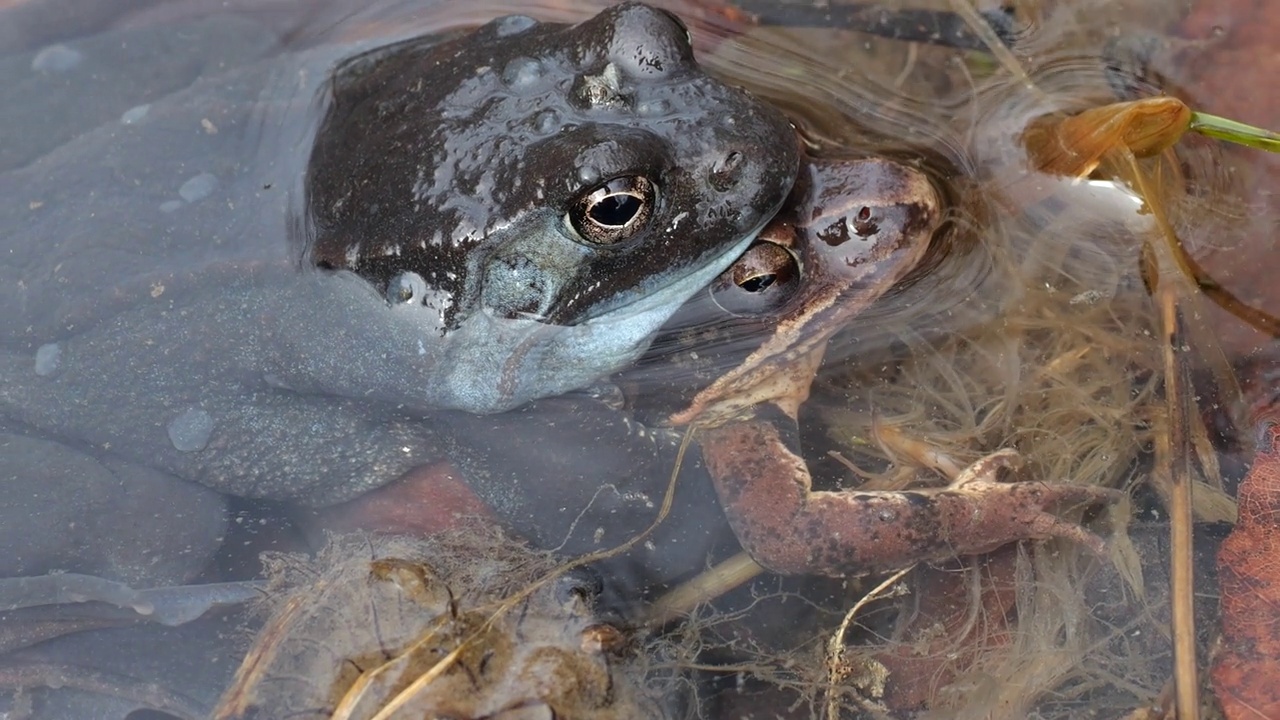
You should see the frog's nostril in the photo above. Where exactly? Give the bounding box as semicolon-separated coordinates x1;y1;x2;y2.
554;567;604;609
709;151;744;192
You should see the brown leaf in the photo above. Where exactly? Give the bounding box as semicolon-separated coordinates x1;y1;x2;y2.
1212;411;1280;718
875;547;1019;711
1024;98;1192;178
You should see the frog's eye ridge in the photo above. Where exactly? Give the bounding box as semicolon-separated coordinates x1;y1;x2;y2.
568;175;656;245
655;7;694;46
709;241;801;317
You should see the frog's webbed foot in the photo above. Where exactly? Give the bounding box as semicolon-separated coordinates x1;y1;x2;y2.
942;448;1120;555
699;420;1122;577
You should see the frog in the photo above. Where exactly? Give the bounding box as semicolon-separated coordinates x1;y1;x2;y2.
0;2;800;588
411;154;1120;592
665;154;1124;576
0;152;947;711
0;127;1120;720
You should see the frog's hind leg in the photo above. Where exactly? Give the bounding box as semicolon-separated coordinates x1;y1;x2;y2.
698;418;1121;577
0;432;227;587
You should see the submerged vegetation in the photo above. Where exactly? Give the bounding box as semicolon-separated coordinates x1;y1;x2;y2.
217;0;1280;716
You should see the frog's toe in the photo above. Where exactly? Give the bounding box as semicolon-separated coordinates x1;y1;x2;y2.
948;447;1021;487
999;485;1116;555
1025;507;1110;554
944;476;1122;556
1032;481;1127;508
947;449;1122;552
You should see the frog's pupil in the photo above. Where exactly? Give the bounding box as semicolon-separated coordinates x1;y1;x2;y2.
740;274;776;293
568;175;654;245
590;194;642;227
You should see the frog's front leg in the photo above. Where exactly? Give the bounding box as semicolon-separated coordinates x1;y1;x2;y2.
698;417;1121;577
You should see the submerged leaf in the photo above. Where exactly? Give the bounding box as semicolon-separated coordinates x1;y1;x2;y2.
1024;98;1192;178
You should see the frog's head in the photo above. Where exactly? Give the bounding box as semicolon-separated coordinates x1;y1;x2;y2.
306;3;799;413
625;156;943;426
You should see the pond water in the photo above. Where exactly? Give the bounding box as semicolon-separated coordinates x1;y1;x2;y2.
0;0;1273;717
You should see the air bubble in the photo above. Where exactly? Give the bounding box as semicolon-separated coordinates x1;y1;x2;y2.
637;99;671;116
34;343;60;376
168;408;214;452
178;172;218;203
386;271;427;305
120;104;150;124
534;108;560;134
502;57;544;88
493;15;537;37
31;44;82;72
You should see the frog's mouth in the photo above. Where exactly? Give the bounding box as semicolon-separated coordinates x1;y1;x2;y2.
412;205;789;416
497;224;774;402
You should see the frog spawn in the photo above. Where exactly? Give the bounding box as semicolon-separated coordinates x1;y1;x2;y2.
213;531;669;720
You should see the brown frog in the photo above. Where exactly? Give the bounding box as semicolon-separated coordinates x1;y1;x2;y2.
659;155;1122;576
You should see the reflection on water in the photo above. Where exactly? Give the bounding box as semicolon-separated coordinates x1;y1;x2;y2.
0;0;1272;717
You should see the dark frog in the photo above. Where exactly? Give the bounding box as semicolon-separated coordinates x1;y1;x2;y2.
0;4;799;585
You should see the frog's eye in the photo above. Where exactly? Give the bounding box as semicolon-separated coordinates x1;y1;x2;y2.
568;176;656;245
386;271;427;305
709;241;801;317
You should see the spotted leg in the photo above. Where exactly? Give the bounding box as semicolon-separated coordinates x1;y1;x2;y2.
698;417;1122;577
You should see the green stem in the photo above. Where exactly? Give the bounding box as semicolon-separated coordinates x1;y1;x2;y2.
1189;112;1280;152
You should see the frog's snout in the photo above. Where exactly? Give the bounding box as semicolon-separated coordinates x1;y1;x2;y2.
708;150;745;192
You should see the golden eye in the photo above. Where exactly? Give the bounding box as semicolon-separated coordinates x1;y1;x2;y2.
568;175;656;245
709;241;800;317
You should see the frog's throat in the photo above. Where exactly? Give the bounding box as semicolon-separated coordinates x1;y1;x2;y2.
466;226;768;414
589;226;767;327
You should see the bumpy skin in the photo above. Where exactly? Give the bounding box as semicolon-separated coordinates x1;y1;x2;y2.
0;5;798;585
701;422;1120;575
306;7;800;413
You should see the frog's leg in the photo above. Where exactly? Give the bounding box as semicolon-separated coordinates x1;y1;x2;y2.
698;417;1121;577
0;583;258;720
0;432;227;586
